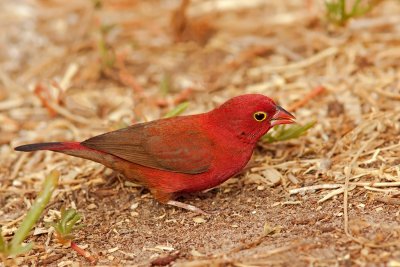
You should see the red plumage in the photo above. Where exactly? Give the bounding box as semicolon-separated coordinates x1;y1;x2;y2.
15;94;295;212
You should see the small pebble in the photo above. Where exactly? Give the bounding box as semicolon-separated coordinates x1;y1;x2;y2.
193;217;206;224
87;203;97;210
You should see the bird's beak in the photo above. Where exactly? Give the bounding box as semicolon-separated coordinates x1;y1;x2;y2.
271;106;296;126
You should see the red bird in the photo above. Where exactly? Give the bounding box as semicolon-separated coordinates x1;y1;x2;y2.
15;94;295;214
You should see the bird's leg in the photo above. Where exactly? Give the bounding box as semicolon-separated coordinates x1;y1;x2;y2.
166;200;208;215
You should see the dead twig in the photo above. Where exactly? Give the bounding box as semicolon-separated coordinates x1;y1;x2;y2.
248;46;339;76
290;181;400;195
288;86;325;112
319;185;356;203
289;184;343;195
374;196;400;205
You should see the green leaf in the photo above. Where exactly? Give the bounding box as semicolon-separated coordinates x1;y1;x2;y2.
325;0;377;26
262;121;316;143
65;213;82;234
49;208;83;241
163;102;189;118
2;171;59;257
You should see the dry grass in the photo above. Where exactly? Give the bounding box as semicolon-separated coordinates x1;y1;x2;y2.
1;0;400;266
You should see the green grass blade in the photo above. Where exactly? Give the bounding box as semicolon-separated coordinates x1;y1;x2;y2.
340;0;346;20
0;231;5;252
9;170;59;253
350;0;362;15
262;121;316;143
159;74;171;96
163;102;189;118
325;0;379;26
8;242;34;257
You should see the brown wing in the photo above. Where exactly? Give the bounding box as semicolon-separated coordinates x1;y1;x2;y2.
81;116;214;174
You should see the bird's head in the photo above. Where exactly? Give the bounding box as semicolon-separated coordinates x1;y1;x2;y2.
209;94;295;143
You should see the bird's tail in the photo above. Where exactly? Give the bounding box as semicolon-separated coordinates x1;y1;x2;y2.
15;142;83;152
14;141;112;167
15;141;141;184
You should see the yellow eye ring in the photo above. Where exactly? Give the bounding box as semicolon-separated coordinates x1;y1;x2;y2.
253;111;267;122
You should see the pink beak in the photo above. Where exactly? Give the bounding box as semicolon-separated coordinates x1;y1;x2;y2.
271;105;296;126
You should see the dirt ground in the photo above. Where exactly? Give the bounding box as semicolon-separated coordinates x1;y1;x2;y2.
1;0;400;266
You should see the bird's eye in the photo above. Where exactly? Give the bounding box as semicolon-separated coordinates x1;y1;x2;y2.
253;111;267;122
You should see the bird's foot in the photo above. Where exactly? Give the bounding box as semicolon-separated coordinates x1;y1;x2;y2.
166;200;209;215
